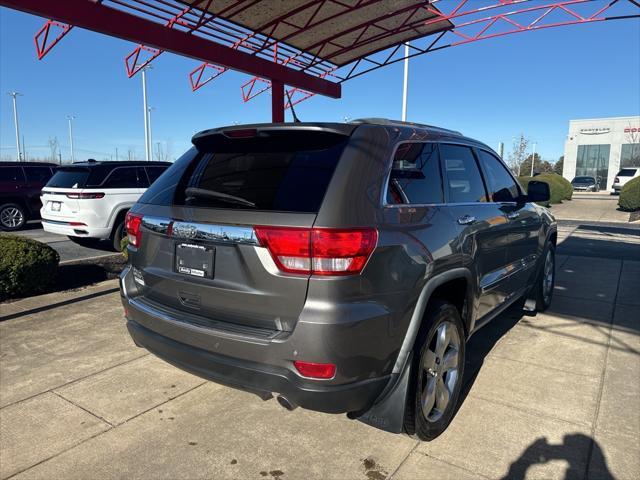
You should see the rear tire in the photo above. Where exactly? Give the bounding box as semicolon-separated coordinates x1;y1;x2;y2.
535;244;555;312
404;300;466;441
110;220;126;252
0;203;26;231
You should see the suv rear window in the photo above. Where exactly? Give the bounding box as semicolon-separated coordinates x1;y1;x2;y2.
176;132;348;212
46;168;90;188
617;169;637;176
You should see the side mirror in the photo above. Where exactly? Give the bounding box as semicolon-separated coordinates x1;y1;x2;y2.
527;180;550;203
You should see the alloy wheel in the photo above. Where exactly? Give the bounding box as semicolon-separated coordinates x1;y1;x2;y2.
421;321;461;423
0;207;24;229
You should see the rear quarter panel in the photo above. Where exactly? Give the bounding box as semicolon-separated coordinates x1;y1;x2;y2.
302;126;464;380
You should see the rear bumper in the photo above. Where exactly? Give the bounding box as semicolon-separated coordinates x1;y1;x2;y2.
41;217;112;239
126;317;389;414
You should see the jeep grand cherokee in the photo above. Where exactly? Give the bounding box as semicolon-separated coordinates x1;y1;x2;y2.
120;119;556;440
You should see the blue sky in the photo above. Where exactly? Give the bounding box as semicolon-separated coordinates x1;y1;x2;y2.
1;5;639;163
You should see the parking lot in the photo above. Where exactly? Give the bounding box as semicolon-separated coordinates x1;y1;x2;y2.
1;212;639;480
4;222;119;264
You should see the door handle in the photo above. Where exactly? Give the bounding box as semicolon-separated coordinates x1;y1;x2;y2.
506;211;520;220
457;215;476;225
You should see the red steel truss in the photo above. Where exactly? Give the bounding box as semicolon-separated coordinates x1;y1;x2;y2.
3;0;639;120
333;0;640;82
34;19;73;60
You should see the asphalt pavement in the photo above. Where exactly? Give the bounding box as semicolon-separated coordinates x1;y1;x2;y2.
3;222;118;264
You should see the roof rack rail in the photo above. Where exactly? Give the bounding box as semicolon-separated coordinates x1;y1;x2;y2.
349;118;462;136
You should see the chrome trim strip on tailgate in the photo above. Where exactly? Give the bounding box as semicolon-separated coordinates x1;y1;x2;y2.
141;216;258;245
171;220;258;245
141;216;172;235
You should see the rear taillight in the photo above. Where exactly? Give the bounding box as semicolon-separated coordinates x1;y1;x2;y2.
65;192;105;199
293;361;336;379
125;212;143;247
254;226;377;276
614;177;620;183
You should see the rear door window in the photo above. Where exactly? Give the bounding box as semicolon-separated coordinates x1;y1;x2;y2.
0;166;26;183
102;167;139;188
136;167;150;188
386;143;443;204
46;168;90;188
440;144;488;203
24;166;54;183
146;166;168;184
181;133;347;212
477;150;520;202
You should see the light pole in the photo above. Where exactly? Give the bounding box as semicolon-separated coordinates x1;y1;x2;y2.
141;66;152;162
147;106;155;162
8;92;23;161
401;42;410;121
530;142;537;176
67;115;76;162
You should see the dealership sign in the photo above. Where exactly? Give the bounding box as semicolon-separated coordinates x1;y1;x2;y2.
624;127;639;133
580;127;610;135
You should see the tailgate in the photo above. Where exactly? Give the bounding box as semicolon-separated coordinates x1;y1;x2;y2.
127;126;352;333
130;206;315;332
41;187;80;219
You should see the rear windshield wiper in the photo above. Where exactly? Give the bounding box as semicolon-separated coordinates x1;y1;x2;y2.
185;187;256;208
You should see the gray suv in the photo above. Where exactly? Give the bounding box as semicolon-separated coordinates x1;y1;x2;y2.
120;119;556;440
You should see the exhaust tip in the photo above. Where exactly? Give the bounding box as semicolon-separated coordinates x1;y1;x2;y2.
276;395;298;411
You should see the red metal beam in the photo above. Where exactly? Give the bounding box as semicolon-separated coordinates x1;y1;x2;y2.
34;20;73;59
1;0;340;98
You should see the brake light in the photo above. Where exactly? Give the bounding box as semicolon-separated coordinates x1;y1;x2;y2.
254;226;377;276
125;212;143;247
222;128;257;138
65;192;105;199
293;361;336;379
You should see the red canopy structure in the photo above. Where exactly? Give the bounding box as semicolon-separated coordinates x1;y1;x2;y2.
3;0;639;121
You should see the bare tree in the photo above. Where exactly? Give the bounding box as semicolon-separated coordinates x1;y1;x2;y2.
508;134;530;177
48;137;60;163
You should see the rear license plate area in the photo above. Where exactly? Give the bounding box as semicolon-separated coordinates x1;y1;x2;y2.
175;243;215;279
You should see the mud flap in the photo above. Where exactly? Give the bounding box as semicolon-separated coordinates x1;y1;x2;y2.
355;353;412;434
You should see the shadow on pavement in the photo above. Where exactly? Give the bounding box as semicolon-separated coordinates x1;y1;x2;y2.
500;434;613;480
0;286;120;322
557;225;640;260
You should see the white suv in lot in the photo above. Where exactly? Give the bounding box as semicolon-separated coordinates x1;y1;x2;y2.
612;167;639;194
40;160;171;250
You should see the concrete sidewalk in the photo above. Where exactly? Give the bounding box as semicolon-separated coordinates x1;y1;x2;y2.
549;193;631;224
1;223;639;479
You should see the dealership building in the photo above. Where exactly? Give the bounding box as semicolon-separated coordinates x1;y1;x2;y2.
563;116;640;191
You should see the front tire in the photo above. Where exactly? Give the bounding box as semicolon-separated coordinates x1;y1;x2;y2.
0;203;26;231
404;301;466;441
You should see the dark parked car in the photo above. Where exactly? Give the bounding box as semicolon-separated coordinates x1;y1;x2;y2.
0;162;57;230
571;175;598;192
120;119;556;440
